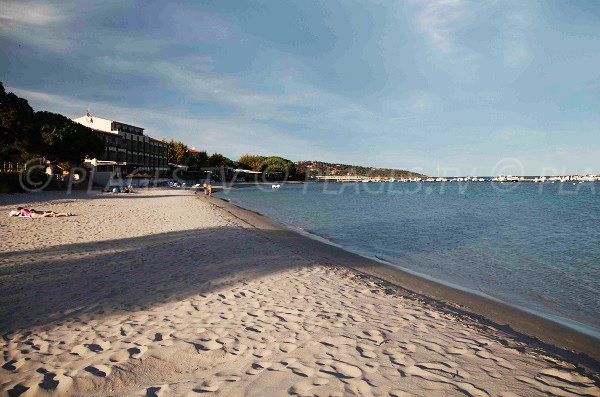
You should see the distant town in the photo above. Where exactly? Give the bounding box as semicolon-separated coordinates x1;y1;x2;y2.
311;173;600;183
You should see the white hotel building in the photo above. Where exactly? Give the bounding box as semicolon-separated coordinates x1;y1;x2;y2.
73;113;169;185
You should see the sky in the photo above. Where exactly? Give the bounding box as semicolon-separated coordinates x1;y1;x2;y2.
1;0;599;176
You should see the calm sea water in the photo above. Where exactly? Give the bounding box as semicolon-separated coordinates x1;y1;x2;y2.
219;182;600;337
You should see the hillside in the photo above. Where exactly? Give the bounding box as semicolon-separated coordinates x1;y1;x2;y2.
296;160;427;179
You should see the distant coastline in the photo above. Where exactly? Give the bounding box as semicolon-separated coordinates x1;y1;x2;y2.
296;160;427;179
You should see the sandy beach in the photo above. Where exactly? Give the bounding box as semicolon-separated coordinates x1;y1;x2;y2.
1;189;599;397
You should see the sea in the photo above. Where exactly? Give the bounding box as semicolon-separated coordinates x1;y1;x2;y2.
218;181;600;338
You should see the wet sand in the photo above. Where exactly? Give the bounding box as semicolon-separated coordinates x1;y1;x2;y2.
0;189;598;396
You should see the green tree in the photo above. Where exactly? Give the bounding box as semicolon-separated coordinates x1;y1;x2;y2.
34;111;105;165
185;150;209;169
167;140;188;165
236;154;267;171
0;82;37;161
261;156;296;175
207;153;234;167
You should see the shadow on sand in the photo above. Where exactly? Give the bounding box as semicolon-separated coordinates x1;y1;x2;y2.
0;188;199;206
0;226;308;333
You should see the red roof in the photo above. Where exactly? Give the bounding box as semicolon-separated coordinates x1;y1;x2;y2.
149;137;166;143
188;148;204;153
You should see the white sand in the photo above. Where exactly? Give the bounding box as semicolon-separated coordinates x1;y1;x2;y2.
0;189;598;396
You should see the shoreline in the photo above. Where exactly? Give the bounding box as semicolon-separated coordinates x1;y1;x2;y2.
205;193;600;371
291;227;600;340
294;227;600;341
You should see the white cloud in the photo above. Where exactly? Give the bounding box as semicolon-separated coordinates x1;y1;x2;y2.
406;92;436;113
94;56;307;124
0;0;72;51
417;0;469;53
499;3;533;69
416;0;534;70
153;62;293;110
0;0;63;26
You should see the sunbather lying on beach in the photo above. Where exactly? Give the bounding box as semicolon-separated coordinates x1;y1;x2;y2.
9;207;73;218
110;186;132;193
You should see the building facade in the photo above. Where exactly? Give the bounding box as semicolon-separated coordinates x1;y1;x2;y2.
73;114;169;178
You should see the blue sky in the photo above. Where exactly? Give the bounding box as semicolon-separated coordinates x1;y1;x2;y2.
1;0;599;175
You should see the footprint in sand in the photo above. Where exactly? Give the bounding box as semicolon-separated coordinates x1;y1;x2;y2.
288;381;313;396
481;366;503;379
69;344;89;356
402;365;448;383
109;349;130;362
227;342;249;355
361;361;380;374
388;353;411;366
475;349;515;369
415;361;471;379
214;371;242;383
47;371;74;395
320;335;355;348
356;344;377;359
194;377;222;392
313;377;329;386
389;390;414;397
84;364;111;377
5;384;32;397
196;340;222;351
446;346;470;355
363;329;386;345
279;342;297;353
145;384;169;397
399;342;417;352
454;382;489;397
343;379;374;396
128;345;148;359
2;358;28;371
516;372;600;397
252;348;272;358
219;312;235;320
538;368;596;388
268;362;288;372
411;338;445;354
288;362;315;377
321;361;362;379
246;362;270;375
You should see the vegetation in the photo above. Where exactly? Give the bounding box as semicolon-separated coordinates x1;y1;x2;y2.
35;111;105;165
296;160;427;179
185;150;208;169
166;140;207;169
207;153;234;168
236;154;294;172
0;83;104;167
261;156;296;175
235;154;266;171
1;83;36;161
234;154;299;179
167;140;188;165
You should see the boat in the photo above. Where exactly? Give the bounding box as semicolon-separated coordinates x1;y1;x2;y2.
272;184;281;189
